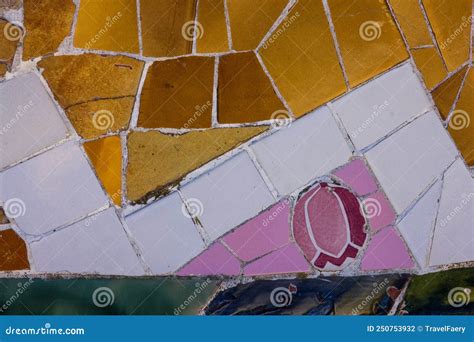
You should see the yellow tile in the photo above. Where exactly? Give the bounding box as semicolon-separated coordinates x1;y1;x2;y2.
138;56;214;129
422;0;471;71
448;68;473;166
218;51;285;123
84;136;123;205
259;0;346;117
23;0;75;59
141;0;196;57
74;0;138;53
328;0;409;87
38;54;144;108
431;66;467;119
0;19;21;61
389;0;433;47
196;0;228;53
0;229;29;271
227;0;288;50
0;63;7;77
411;47;447;89
0;207;9;224
67;97;135;139
127;127;266;202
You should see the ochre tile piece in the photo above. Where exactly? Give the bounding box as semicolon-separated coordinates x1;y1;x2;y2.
23;0;75;60
328;0;409;87
138;56;214;129
0;229;30;271
411;47;447;89
0;19;21;61
84;136;123;205
389;0;433;47
127;127;266;202
227;0;288;50
431;66;468;119
140;0;196;57
218;52;285;123
38;54;144;108
448;68;473;166
259;0;346;117
74;0;139;53
0;63;7;77
67;97;135;139
422;0;471;71
0;207;9;224
196;0;228;53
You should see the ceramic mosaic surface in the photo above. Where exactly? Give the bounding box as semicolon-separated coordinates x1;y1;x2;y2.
0;0;473;309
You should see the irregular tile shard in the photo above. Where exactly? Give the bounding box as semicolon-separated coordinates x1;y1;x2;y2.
411;47;447;89
361;226;414;270
138;57;214;129
0;229;30;271
23;0;75;59
328;0;409;87
259;0;346;117
398;181;441;268
332;158;378;197
196;0;228;53
0;63;7;77
431;66;468;119
218;52;285;123
84;136;122;206
126;127;266;202
389;0;433;47
125;192;205;274
140;0;196;57
0;207;9;224
0;19;21;61
422;0;471;71
0;73;69;169
178;242;240;276
30;208;143;275
227;0;288;51
74;0;139;53
362;191;396;232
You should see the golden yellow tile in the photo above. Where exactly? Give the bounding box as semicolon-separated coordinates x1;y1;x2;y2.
328;0;409;87
0;207;9;224
38;54;144;108
422;0;471;71
74;0;139;53
0;19;21;61
84;136;123;205
0;229;29;271
138;56;214;129
389;0;433;47
227;0;288;51
411;47;447;89
259;0;346;117
67;97;135;139
0;63;7;77
196;0;228;53
23;0;75;60
448;68;473;166
218;51;285;123
127;127;266;202
140;0;196;57
431;65;468;119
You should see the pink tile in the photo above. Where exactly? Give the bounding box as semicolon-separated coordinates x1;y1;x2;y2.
177;242;241;276
361;191;396;232
361;226;414;270
243;243;310;276
333;158;378;196
223;201;290;261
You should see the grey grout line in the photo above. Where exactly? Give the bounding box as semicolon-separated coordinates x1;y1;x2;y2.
211;56;219;127
222;0;233;50
136;0;143;56
243;146;279;200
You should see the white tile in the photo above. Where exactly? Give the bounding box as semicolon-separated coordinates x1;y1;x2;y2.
0;141;108;235
249;106;352;196
180;151;274;241
0;73;69;168
398;181;441;268
125;191;205;274
333;62;431;150
430;159;474;266
30;208;143;275
365;111;458;214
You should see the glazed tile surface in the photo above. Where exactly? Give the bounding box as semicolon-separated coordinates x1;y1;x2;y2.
0;0;472;285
